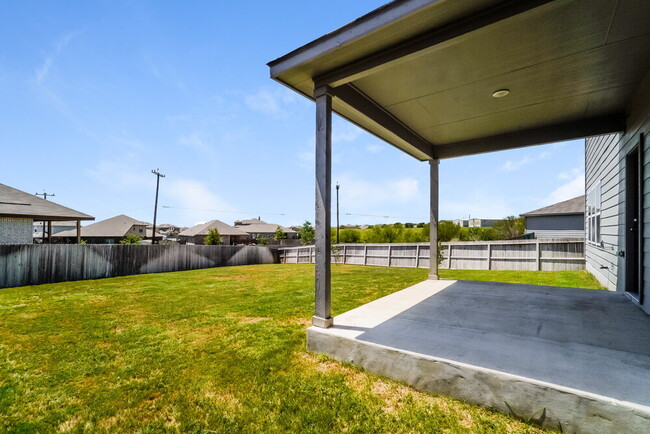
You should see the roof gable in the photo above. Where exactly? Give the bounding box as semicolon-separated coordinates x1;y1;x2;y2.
178;220;250;237
521;195;585;217
0;183;94;221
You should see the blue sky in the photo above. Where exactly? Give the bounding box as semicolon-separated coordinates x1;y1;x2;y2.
1;1;585;227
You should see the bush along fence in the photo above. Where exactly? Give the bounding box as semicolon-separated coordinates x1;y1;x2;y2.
278;239;585;271
0;244;276;289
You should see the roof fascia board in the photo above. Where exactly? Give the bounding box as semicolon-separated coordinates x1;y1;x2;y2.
314;0;554;88
268;0;436;76
523;212;584;217
331;84;434;159
432;114;626;159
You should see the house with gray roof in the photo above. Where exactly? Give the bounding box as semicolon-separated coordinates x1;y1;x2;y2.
521;195;585;240
0;183;94;244
177;220;250;245
55;214;147;244
234;218;298;244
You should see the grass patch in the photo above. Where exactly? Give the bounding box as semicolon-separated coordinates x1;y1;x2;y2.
0;264;588;432
439;269;605;289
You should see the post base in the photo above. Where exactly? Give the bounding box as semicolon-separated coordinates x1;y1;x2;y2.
428;272;439;280
312;315;334;328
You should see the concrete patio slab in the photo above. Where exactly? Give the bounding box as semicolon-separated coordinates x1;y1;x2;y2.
307;280;650;433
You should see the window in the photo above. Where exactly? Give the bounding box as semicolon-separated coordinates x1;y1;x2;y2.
587;182;601;245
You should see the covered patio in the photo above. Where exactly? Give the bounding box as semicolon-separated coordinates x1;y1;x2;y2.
308;280;650;431
268;0;650;431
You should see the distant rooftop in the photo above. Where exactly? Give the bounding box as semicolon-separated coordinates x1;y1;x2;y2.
0;183;94;221
521;195;585;217
234;218;297;234
55;214;146;238
178;220;250;237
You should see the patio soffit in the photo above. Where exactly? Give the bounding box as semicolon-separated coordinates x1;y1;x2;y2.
269;0;650;161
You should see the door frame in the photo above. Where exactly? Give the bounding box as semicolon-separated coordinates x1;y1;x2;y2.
625;134;644;304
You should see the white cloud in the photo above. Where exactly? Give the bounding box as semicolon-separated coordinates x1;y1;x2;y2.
366;144;383;153
85;160;150;189
164;179;235;224
442;194;513;220
34;31;76;84
501;150;551;171
337;174;423;212
332;124;363;143
244;87;305;119
544;171;585;204
178;131;210;152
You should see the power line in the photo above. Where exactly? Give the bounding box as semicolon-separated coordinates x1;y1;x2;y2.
345;212;423;220
162;205;285;216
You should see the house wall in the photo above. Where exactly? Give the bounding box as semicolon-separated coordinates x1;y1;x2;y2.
585;72;650;314
525;215;584;231
127;224;146;237
0;217;33;244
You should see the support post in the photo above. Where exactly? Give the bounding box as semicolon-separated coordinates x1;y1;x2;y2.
536;240;541;271
487;243;492;270
313;86;333;328
47;221;52;244
429;159;440;279
76;220;81;245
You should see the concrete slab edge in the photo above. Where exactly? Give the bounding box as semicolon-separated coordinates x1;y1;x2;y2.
307;327;650;434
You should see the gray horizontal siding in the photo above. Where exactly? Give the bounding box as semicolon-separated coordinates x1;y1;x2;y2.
585;76;650;314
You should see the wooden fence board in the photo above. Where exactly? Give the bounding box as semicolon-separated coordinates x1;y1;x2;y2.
0;244;276;289
278;240;585;271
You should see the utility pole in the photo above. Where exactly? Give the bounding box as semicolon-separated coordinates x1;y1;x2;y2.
151;169;165;244
35;191;55;243
336;182;340;244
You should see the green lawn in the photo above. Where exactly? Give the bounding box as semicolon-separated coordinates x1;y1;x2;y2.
439;269;605;289
0;265;599;432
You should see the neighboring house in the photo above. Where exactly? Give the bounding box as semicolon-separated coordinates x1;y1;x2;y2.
452;218;498;228
521;196;585;240
234;218;298;242
54;214;147;244
33;220;79;239
177;220;250;245
0;183;94;244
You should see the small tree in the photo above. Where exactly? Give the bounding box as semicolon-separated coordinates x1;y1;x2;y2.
204;228;222;245
299;221;315;245
438;221;461;242
273;226;287;242
339;228;361;243
120;235;141;244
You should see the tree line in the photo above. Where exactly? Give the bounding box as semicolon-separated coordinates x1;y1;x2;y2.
295;217;525;245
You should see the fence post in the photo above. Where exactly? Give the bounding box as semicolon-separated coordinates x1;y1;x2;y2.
415;245;420;268
343;245;347;264
447;244;452;269
487;243;492;270
364;245;368;266
536;241;541;271
387;245;392;267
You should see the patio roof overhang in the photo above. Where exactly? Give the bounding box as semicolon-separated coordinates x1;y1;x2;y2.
269;0;650;161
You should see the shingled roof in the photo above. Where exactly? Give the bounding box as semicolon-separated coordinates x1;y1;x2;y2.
55;214;146;238
0;183;94;221
178;220;249;237
521;195;585;217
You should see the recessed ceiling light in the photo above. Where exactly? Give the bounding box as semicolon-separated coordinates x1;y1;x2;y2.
492;89;510;98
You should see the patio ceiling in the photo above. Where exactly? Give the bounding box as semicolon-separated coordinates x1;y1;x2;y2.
269;0;650;160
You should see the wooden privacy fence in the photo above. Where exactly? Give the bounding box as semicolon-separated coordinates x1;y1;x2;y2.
278;239;585;271
0;244;276;289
